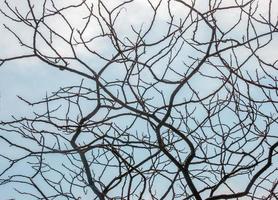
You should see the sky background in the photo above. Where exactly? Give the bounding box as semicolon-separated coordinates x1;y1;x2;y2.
0;0;278;199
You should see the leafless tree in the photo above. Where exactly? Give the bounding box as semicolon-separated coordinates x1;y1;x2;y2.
0;0;277;199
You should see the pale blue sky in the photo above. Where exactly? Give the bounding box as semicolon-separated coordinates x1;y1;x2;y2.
0;0;278;199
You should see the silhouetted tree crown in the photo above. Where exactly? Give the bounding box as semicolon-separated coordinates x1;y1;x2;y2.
0;0;277;199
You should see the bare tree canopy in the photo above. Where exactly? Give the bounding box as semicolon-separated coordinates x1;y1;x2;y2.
0;0;278;199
